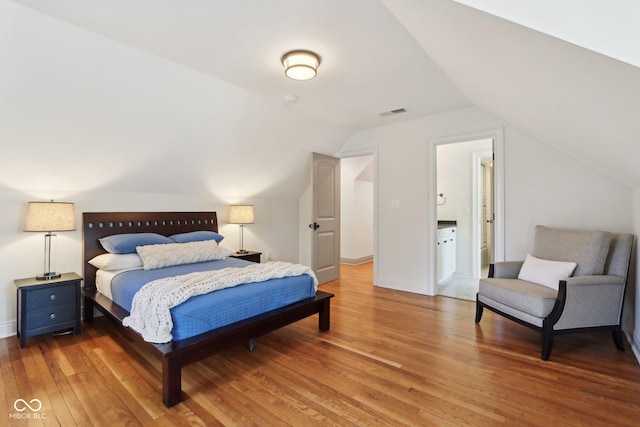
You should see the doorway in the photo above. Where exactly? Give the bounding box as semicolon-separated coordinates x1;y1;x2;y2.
340;155;375;268
478;153;494;277
435;139;494;300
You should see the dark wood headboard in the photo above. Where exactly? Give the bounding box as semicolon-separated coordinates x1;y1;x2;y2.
83;211;218;290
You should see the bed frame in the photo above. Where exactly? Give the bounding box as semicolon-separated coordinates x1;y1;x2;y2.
82;211;333;407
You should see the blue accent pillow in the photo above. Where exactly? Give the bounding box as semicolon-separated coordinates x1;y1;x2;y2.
169;230;224;244
99;233;173;254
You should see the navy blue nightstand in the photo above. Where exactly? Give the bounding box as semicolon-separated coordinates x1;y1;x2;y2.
15;272;82;348
229;251;262;263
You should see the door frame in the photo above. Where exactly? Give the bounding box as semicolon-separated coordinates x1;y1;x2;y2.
472;149;493;279
338;147;379;285
428;128;505;295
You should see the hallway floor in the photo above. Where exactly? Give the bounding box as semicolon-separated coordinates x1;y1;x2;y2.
437;266;489;301
437;274;479;301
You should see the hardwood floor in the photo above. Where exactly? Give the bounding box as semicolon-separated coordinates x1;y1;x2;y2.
2;262;640;426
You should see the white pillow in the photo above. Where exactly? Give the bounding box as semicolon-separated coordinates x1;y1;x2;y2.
89;253;143;271
518;254;577;290
136;240;235;270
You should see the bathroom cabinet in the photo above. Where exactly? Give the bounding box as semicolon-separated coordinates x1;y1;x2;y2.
437;226;456;282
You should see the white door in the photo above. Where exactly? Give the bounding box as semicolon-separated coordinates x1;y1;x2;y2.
481;155;495;271
310;152;340;284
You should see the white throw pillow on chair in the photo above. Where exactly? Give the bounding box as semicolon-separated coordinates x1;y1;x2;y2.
518;254;577;290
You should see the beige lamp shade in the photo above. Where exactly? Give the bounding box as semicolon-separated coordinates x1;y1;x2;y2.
227;205;254;224
24;201;76;232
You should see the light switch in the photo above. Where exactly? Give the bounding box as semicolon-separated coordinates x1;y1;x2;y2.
391;199;400;209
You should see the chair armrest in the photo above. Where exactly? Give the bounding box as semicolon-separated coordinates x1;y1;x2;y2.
564;275;625;287
552;275;626;330
490;261;524;279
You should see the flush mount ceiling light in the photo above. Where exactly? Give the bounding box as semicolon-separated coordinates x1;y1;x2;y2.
281;50;321;81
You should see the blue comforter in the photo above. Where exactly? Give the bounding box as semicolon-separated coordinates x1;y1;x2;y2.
109;258;316;341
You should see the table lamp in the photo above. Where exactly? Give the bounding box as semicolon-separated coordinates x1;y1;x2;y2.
24;201;76;280
227;205;254;254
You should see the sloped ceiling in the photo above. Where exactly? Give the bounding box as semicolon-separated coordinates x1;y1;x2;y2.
4;0;640;199
11;0;470;130
2;0;471;199
382;0;640;187
452;0;640;68
0;1;346;199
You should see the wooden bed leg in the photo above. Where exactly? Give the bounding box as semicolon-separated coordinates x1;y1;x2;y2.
83;295;94;322
318;298;331;331
162;357;182;407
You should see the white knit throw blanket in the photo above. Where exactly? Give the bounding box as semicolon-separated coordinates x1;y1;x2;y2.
122;261;318;343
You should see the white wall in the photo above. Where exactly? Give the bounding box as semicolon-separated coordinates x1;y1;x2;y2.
340;107;498;292
436;139;492;277
502;126;634;256
298;185;312;268
340;156;374;262
339;107;634;309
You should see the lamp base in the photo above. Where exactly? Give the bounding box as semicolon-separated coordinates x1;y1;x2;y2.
236;249;249;254
36;272;61;281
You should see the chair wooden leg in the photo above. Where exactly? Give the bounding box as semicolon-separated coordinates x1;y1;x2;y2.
612;326;625;351
541;328;553;361
475;299;483;323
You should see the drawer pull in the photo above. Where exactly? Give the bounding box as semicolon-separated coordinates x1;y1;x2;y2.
50;294;56;301
49;313;56;320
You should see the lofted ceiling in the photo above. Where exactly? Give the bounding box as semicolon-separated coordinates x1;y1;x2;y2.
382;0;640;187
5;0;640;194
452;0;640;68
12;0;471;130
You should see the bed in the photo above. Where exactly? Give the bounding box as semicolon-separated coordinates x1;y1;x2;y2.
82;211;334;407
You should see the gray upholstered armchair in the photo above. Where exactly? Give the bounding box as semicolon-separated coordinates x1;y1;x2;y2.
475;226;633;360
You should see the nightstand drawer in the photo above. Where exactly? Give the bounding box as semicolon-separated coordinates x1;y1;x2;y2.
15;272;83;348
27;303;77;330
27;284;76;308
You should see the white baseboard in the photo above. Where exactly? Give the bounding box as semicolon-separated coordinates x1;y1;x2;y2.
0;320;17;339
341;255;373;265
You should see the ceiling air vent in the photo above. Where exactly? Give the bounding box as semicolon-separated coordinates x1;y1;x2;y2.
378;108;407;117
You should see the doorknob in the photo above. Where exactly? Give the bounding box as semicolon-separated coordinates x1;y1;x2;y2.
309;222;320;230
486;219;494;224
